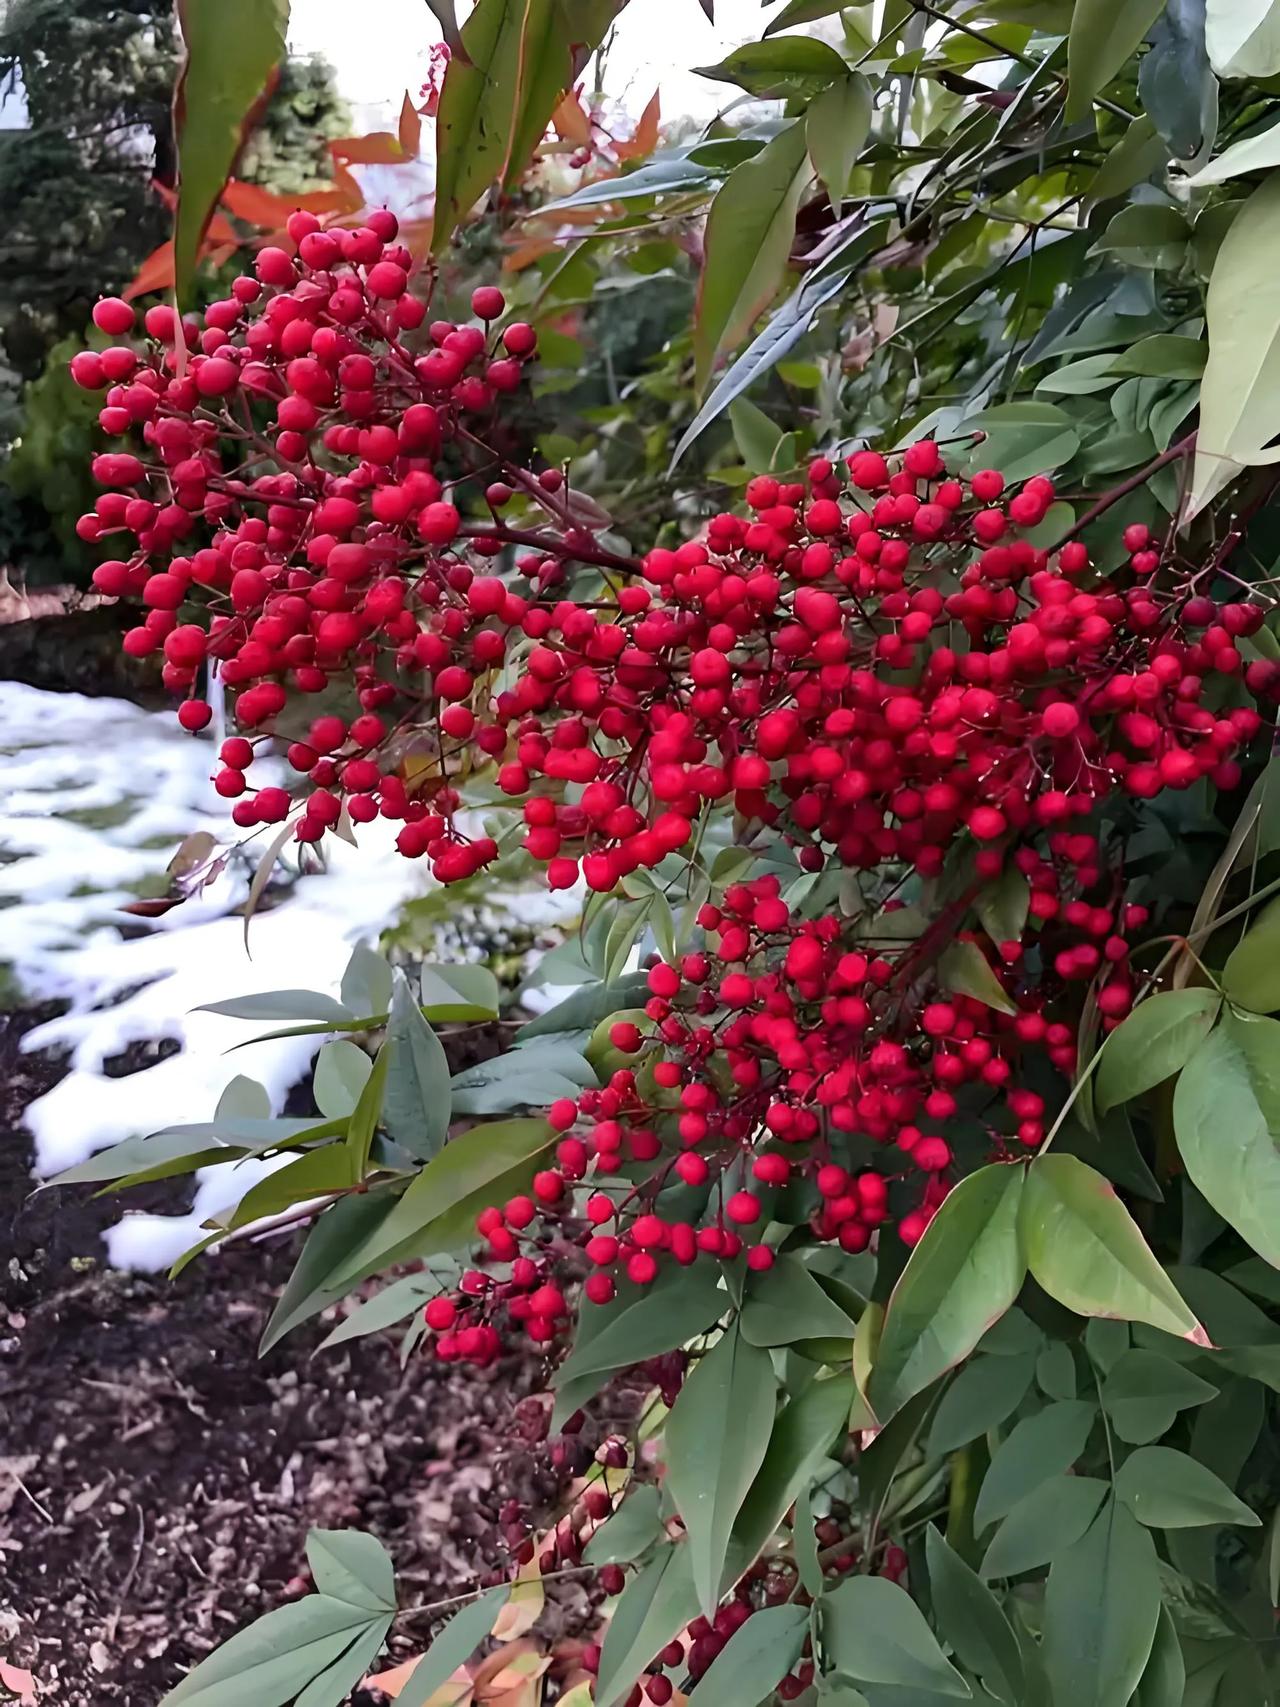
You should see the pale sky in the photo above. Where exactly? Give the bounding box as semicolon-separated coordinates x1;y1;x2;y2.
288;0;767;129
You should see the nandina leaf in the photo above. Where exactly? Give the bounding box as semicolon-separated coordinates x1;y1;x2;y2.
1174;1010;1280;1268
305;1529;396;1615
805;72;871;215
594;1545;699;1707
686;1603;808;1707
1019;1154;1208;1342
820;1576;970;1697
172;0;289;305
693;121;813;392
1206;0;1280;78
158;1593;376;1705
1115;1446;1261;1528
925;1526;1024;1701
974;1399;1098;1529
732;1372;855;1570
1222;895;1280;1011
390;1586;510;1707
664;1322;777;1614
1095;987;1221;1112
1066;0;1165;121
869;1163;1026;1420
382;971;452;1159
1042;1499;1162;1707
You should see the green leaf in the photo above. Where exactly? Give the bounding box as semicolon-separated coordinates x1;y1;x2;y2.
806;73;872;215
1187;115;1280;185
418;962;501;1022
1222;895;1280;1010
869;1164;1026;1420
1140;0;1217;162
795;1485;823;1599
449;1042;595;1117
395;1586;510;1707
1087;113;1168;202
1100;1349;1217;1443
688;1603;809;1707
1174;1010;1280;1267
553;1261;728;1426
729;398;783;470
1116;1446;1260;1528
694;121;814;391
1043;1499;1162;1707
340;945;393;1018
974;1400;1098;1529
305;1529;395;1614
1095;988;1222;1112
962;401;1080;484
1066;0;1167;121
293;1616;392;1707
665;1323;777;1613
1037;1340;1078;1399
515;973;651;1039
732;1373;855;1568
673;218;891;463
938;941;1016;1015
347;1046;388;1176
313;1040;372;1119
741;1254;858;1347
159;1595;373;1706
925;1526;1024;1701
317;1266;459;1350
1018;1154;1207;1342
223;1144;356;1228
974;869;1030;948
1190;173;1280;517
584;1485;664;1566
1093;203;1190;268
764;0;844;31
48;1127;243;1188
980;1475;1109;1578
1109;334;1208;379
329;1117;554;1285
694;36;849;99
172;0;288;304
928;1351;1037;1455
382;971;451;1161
1134;1604;1186;1707
1206;0;1280;77
821;1576;970;1698
538;140;755;212
196;991;355;1024
260;1191;399;1352
595;1545;699;1707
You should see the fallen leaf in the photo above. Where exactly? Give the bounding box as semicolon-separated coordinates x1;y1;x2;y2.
0;1659;38;1704
365;1652;473;1703
490;1557;543;1642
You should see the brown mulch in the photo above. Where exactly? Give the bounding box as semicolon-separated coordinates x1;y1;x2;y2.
0;1005;591;1705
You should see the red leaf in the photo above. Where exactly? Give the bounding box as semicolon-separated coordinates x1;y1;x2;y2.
616;90;660;161
399;92;423;158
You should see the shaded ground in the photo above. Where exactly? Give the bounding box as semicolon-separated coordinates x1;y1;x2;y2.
0;1006;588;1705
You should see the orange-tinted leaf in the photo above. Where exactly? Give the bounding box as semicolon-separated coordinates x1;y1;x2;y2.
490;1558;543;1642
366;1653;473;1703
206;210;240;246
553;92;592;144
400;92;424;157
503;234;557;271
125;241;177;301
616;90;660;161
220;178;306;227
329;163;368;215
331;131;407;165
399;218;437;261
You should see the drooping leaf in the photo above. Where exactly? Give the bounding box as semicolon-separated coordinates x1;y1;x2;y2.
980;1474;1109;1578
1206;0;1280;77
222;1144;356;1229
417;962;501;1021
1018;1154;1207;1342
665;1323;777;1613
686;1603;809;1707
1187;114;1280;184
172;0;289;303
594;1545;699;1707
1066;0;1167;121
381;971;452;1162
974;1399;1098;1530
159;1594;375;1706
339;945;393;1018
1190;172;1280;516
1094;988;1222;1112
1100;1349;1217;1443
1042;1499;1162;1707
927;1351;1037;1455
694;121;814;391
869;1164;1026;1419
1139;0;1217;162
1115;1446;1260;1528
1222;895;1280;1010
938;941;1017;1015
328;1117;554;1285
962;401;1081;484
394;1586;511;1707
1174;1010;1280;1268
925;1526;1024;1701
806;73;872;215
821;1576;970;1698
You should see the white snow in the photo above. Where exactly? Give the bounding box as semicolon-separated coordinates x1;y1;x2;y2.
0;681;571;1271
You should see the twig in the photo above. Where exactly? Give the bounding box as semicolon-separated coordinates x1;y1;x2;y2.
103;1506;146;1643
10;1472;54;1526
1052;433;1198;547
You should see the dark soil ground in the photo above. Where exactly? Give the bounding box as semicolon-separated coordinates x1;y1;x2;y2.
0;1005;593;1705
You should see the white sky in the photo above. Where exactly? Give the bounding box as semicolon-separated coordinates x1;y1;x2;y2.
288;0;767;129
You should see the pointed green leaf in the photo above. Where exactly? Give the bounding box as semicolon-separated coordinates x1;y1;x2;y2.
694;122;813;391
1042;1499;1162;1707
1116;1446;1260;1528
516;973;651;1039
733;1373;855;1568
317;1267;458;1350
694;36;849;100
1174;1009;1280;1268
980;1474;1109;1579
595;1545;699;1707
1222;896;1280;1010
1187;114;1280;184
1095;988;1221;1112
340;945;393;1018
938;941;1017;1015
313;1040;372;1119
925;1525;1024;1701
1100;1349;1217;1443
1066;0;1166;121
821;1576;970;1697
870;1164;1026;1419
294;1616;391;1707
741;1254;858;1347
1019;1155;1207;1342
1134;1604;1186;1707
665;1323;776;1614
584;1485;664;1567
975;1399;1098;1530
806;73;872;215
688;1603;809;1707
382;970;451;1160
974;869;1030;949
305;1529;396;1614
395;1586;510;1707
260;1191;400;1352
159;1595;372;1706
196;991;355;1024
927;1351;1037;1455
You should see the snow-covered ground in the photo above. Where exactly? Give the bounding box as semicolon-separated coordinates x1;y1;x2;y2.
0;681;571;1270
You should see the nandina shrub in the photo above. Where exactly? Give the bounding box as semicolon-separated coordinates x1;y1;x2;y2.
65;224;1280;1707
